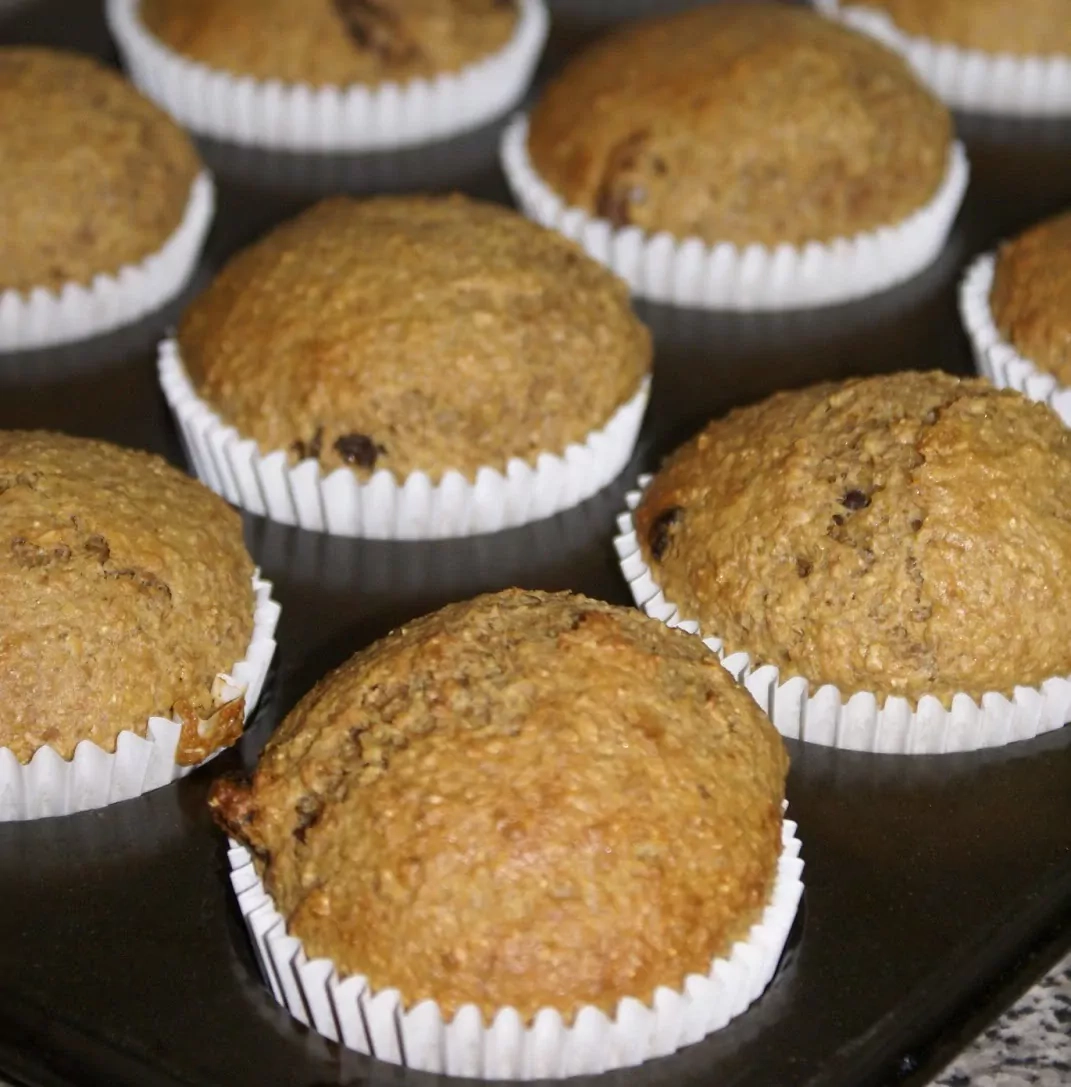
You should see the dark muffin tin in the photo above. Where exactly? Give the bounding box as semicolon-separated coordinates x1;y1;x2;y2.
0;2;1069;1086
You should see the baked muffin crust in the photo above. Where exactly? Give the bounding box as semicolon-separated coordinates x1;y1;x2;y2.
0;432;255;764
210;589;787;1021
139;0;518;86
857;0;1071;56
181;194;651;481
0;47;201;294
527;3;951;247
991;210;1071;386
635;372;1071;704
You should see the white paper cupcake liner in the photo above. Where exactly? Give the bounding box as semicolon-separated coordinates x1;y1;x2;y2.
106;0;549;152
499;116;968;311
959;252;1071;427
0;572;280;822
814;0;1071;116
158;339;651;540
227;815;802;1079
614;477;1071;753
0;172;213;353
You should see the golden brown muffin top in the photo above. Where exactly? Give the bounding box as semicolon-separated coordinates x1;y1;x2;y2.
857;0;1071;56
991;210;1071;386
0;47;202;294
527;3;951;248
210;589;787;1021
139;0;518;86
0;432;255;765
181;194;651;482
636;372;1071;704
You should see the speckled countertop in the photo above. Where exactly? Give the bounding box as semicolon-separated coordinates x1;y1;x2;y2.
933;950;1071;1087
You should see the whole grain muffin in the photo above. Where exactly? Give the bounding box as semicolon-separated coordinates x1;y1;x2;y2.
210;588;787;1021
180;194;651;481
138;0;518;86
990;210;1071;386
635;372;1071;704
856;0;1071;57
0;47;202;294
526;3;951;247
0;431;255;765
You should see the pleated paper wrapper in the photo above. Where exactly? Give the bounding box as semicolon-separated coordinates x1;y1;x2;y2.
815;0;1071;116
615;478;1071;754
159;339;651;540
0;573;280;822
959;252;1071;427
106;0;549;152
227;817;802;1079
499;116;968;311
0;172;213;353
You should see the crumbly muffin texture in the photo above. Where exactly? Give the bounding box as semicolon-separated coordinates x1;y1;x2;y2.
857;0;1071;56
0;432;255;765
139;0;518;86
991;210;1071;386
527;3;951;248
635;372;1071;704
0;47;201;294
181;194;651;482
210;589;787;1021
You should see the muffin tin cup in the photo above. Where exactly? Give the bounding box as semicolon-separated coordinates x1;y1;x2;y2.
105;0;549;152
158;338;651;540
0;171;213;353
499;116;969;311
959;252;1071;427
226;816;802;1080
815;1;1071;116
614;477;1071;754
0;573;280;822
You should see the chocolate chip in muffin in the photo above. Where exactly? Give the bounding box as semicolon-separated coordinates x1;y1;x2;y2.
840;489;871;511
332;0;421;65
648;505;683;562
334;432;387;470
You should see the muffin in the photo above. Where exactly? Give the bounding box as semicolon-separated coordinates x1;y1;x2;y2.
161;194;652;538
622;372;1071;750
501;3;966;309
211;589;800;1074
106;0;549;151
0;431;275;819
0;47;212;349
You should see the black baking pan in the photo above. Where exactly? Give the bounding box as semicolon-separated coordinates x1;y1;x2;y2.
0;2;1069;1086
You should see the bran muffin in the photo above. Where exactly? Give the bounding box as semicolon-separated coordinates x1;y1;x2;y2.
0;431;255;766
210;589;788;1022
525;3;951;248
990;210;1071;386
855;0;1071;57
178;194;651;483
0;47;202;295
137;0;518;86
634;372;1071;705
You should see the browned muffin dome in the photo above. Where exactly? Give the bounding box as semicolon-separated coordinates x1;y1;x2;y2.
210;588;787;1021
990;210;1071;385
0;47;202;294
635;372;1071;704
857;0;1071;56
139;0;518;86
180;194;651;481
0;432;255;765
527;3;951;247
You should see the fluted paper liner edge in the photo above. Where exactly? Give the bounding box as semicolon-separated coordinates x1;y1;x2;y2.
499;115;968;311
106;0;549;151
815;0;1071;115
159;339;650;540
227;816;802;1078
0;172;213;352
0;573;280;821
615;478;1071;753
959;252;1071;427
